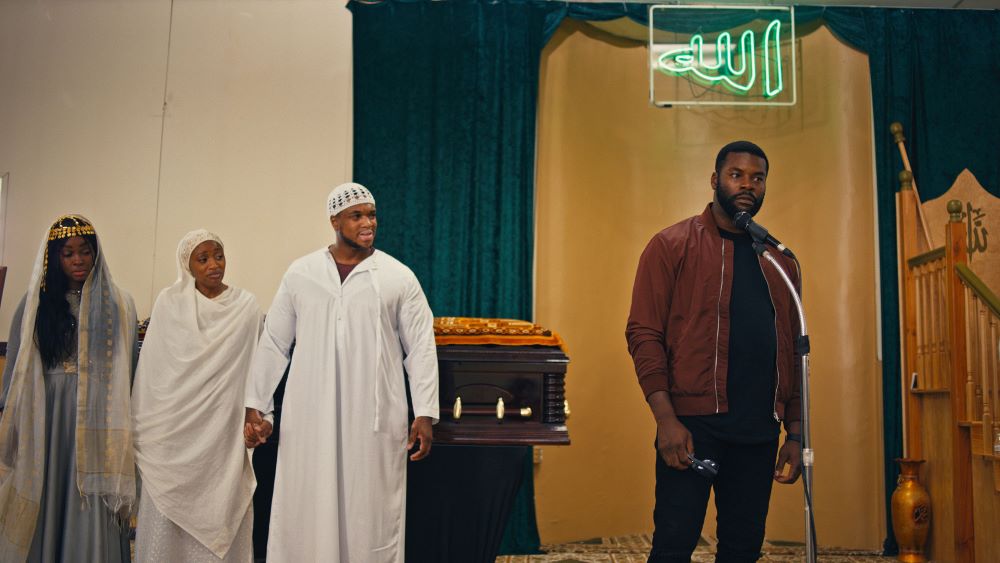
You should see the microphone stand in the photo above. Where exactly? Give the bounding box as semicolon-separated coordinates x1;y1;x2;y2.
751;239;816;563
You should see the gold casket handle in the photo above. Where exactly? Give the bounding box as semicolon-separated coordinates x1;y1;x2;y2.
445;396;530;421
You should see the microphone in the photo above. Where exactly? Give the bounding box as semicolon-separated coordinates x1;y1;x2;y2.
733;212;795;258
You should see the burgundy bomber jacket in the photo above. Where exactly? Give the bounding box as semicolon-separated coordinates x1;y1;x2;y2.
625;204;802;424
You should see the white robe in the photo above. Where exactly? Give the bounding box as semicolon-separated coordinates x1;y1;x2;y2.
133;286;261;561
246;248;439;563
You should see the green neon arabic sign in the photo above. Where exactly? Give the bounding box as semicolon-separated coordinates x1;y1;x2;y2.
656;19;783;98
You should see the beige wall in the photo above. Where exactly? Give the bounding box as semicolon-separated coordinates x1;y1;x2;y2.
0;0;169;332
0;0;352;336
533;20;885;549
149;0;352;305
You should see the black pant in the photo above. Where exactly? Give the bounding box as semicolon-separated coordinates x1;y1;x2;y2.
648;426;778;563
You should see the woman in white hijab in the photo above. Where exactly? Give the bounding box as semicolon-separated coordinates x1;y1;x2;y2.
0;214;137;562
132;229;262;562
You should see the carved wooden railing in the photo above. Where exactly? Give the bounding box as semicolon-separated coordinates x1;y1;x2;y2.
955;261;1000;461
907;247;948;393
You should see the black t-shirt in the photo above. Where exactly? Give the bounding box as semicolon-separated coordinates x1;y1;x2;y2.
679;229;780;444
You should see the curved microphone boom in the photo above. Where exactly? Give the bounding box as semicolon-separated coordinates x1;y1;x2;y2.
733;212;795;259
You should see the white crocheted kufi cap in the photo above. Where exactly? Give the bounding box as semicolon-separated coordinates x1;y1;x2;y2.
327;182;375;218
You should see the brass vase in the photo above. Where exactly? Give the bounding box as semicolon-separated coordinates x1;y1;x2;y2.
891;458;931;563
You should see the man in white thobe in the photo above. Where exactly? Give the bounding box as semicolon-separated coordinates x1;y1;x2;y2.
243;182;439;562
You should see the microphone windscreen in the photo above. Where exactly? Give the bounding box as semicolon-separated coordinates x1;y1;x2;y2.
733;212;751;230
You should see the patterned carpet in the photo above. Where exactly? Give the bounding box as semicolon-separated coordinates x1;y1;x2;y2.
495;535;894;562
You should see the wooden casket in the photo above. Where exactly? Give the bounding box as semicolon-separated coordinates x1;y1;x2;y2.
406;318;570;561
432;317;570;446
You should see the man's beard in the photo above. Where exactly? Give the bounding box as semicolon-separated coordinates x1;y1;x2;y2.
340;231;372;250
717;186;764;220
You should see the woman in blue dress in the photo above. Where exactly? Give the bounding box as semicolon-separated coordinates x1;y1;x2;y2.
0;214;137;562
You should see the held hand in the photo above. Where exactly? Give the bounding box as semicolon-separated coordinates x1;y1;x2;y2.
256;419;273;443
774;439;802;484
244;408;272;449
243;423;258;449
408;416;433;461
656;416;693;471
243;407;261;448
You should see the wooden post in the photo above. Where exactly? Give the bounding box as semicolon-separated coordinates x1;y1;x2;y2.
964;288;974;421
899;171;923;458
891;122;933;251
945;199;975;563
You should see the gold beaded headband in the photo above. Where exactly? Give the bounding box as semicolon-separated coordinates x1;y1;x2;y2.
41;215;97;292
48;215;96;241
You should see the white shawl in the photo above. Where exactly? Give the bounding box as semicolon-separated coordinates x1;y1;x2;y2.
132;230;261;558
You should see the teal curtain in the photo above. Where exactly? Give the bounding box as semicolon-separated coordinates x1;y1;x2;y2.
863;11;1000;202
350;0;550;553
351;0;545;321
353;0;1000;555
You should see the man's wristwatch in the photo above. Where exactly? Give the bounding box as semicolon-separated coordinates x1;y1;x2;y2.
785;433;802;444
